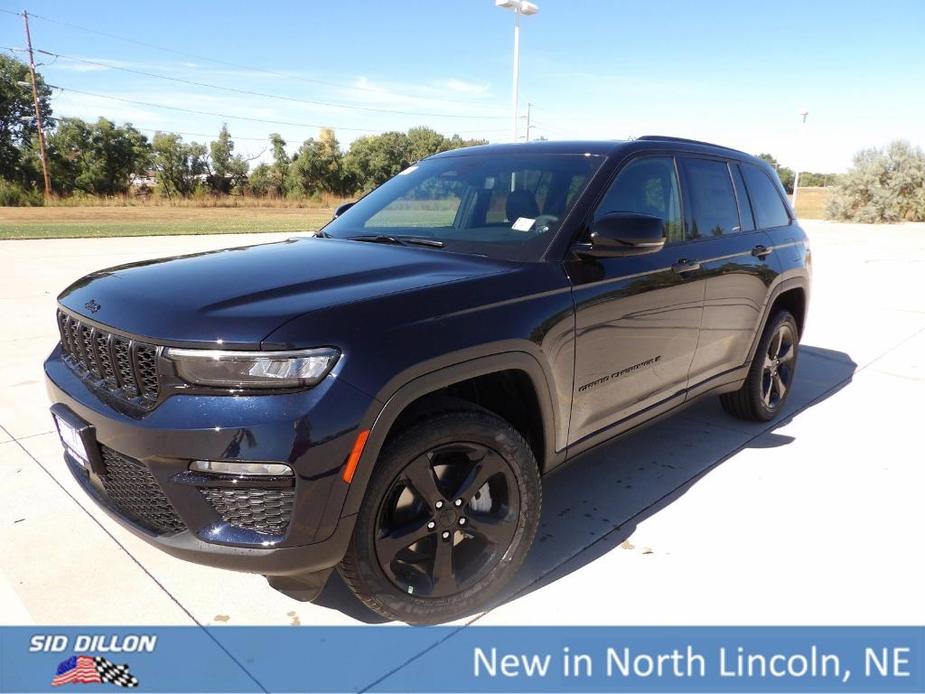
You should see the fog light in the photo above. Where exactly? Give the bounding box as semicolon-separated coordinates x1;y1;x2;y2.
189;460;292;477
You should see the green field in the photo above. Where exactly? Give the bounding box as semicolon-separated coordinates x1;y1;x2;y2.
0;205;334;239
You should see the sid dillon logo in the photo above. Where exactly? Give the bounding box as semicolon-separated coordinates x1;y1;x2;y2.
31;634;154;688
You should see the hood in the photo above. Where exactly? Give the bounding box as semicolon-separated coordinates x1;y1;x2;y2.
58;238;510;347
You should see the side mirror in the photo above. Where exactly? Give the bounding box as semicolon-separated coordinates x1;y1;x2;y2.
333;201;355;219
578;212;666;258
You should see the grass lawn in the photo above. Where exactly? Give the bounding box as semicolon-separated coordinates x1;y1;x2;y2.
0;206;334;239
2;188;835;240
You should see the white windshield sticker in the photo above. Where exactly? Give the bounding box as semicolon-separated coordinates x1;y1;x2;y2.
512;217;535;232
397;165;419;176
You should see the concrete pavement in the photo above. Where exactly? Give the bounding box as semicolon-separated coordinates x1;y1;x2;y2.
1;222;922;630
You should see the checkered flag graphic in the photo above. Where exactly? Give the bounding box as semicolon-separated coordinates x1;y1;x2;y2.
94;657;139;688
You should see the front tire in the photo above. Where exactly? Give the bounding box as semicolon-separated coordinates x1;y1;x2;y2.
339;405;541;624
721;310;800;422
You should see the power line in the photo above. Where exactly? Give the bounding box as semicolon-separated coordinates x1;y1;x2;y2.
46;84;378;132
47;83;509;137
132;126;270;142
26;48;507;120
531;120;571;136
4;45;508;134
18;8;503;108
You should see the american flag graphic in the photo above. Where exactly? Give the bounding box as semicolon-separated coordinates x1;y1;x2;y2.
51;655;139;688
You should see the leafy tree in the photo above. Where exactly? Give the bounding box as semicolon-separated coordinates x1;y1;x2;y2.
757;152;795;194
827;140;925;223
287;127;349;197
245;133;289;197
796;171;840;187
245;163;274;197
206;124;248;194
343;130;409;192
0;54;52;187
342;127;486;194
269;133;286;166
406;126;450;162
0;177;42;205
151;132;207;198
45;117;150;195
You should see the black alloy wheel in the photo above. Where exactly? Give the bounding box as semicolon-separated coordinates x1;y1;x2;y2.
720;309;800;422
375;441;518;598
339;404;541;624
761;321;797;410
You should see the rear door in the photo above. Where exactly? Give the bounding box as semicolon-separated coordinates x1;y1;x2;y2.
679;157;781;386
567;155;705;444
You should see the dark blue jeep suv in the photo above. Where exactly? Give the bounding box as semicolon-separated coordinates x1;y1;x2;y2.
45;136;810;623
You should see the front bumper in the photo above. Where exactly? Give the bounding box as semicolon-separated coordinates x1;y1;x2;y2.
45;344;375;577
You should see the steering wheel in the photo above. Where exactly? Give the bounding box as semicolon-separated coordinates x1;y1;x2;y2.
532;214;560;234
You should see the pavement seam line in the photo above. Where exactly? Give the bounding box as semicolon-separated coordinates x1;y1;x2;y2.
356;325;925;689
12;430;54;442
0;424;269;694
535;322;925;588
512;322;925;601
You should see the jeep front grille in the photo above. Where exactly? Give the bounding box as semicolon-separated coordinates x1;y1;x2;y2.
57;309;160;406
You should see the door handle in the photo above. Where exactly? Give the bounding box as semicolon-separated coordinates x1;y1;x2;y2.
752;244;774;259
671;259;701;274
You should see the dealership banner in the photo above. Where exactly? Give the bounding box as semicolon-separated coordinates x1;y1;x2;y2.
1;626;921;693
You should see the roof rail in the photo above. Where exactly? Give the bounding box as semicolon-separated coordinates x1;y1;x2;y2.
637;135;747;154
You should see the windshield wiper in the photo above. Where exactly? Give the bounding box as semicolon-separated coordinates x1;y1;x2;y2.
347;234;445;248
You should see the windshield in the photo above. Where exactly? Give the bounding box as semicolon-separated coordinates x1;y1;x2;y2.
323;152;604;261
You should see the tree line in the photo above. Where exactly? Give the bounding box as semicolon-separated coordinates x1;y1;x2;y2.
3;54;923;222
756;153;840;193
0;54;485;205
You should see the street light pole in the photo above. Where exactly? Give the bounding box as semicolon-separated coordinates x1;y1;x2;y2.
512;9;520;143
495;0;538;143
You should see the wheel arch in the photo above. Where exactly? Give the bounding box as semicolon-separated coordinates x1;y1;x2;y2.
747;276;809;366
340;351;560;519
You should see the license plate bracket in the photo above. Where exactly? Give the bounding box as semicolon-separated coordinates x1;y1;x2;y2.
50;404;105;476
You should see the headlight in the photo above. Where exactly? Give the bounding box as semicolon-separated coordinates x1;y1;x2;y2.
165;347;339;389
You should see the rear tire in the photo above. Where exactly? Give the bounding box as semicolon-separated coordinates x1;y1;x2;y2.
339;404;541;624
721;310;799;422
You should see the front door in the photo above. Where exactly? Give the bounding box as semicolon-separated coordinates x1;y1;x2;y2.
566;155;705;445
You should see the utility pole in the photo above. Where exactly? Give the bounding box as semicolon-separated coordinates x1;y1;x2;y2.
22;10;52;199
521;102;533;141
792;110;809;210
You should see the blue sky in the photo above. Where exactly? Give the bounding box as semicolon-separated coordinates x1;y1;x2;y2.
2;0;923;171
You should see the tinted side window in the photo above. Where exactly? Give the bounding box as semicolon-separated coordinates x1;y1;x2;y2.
742;164;791;229
595;156;683;242
680;158;740;238
731;164;756;232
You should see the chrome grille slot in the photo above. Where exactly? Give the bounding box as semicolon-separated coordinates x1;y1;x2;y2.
56;309;160;407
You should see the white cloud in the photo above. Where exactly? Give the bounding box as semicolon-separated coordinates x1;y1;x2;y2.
442;78;491;96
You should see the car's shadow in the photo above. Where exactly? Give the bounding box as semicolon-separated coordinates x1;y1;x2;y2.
314;345;856;623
